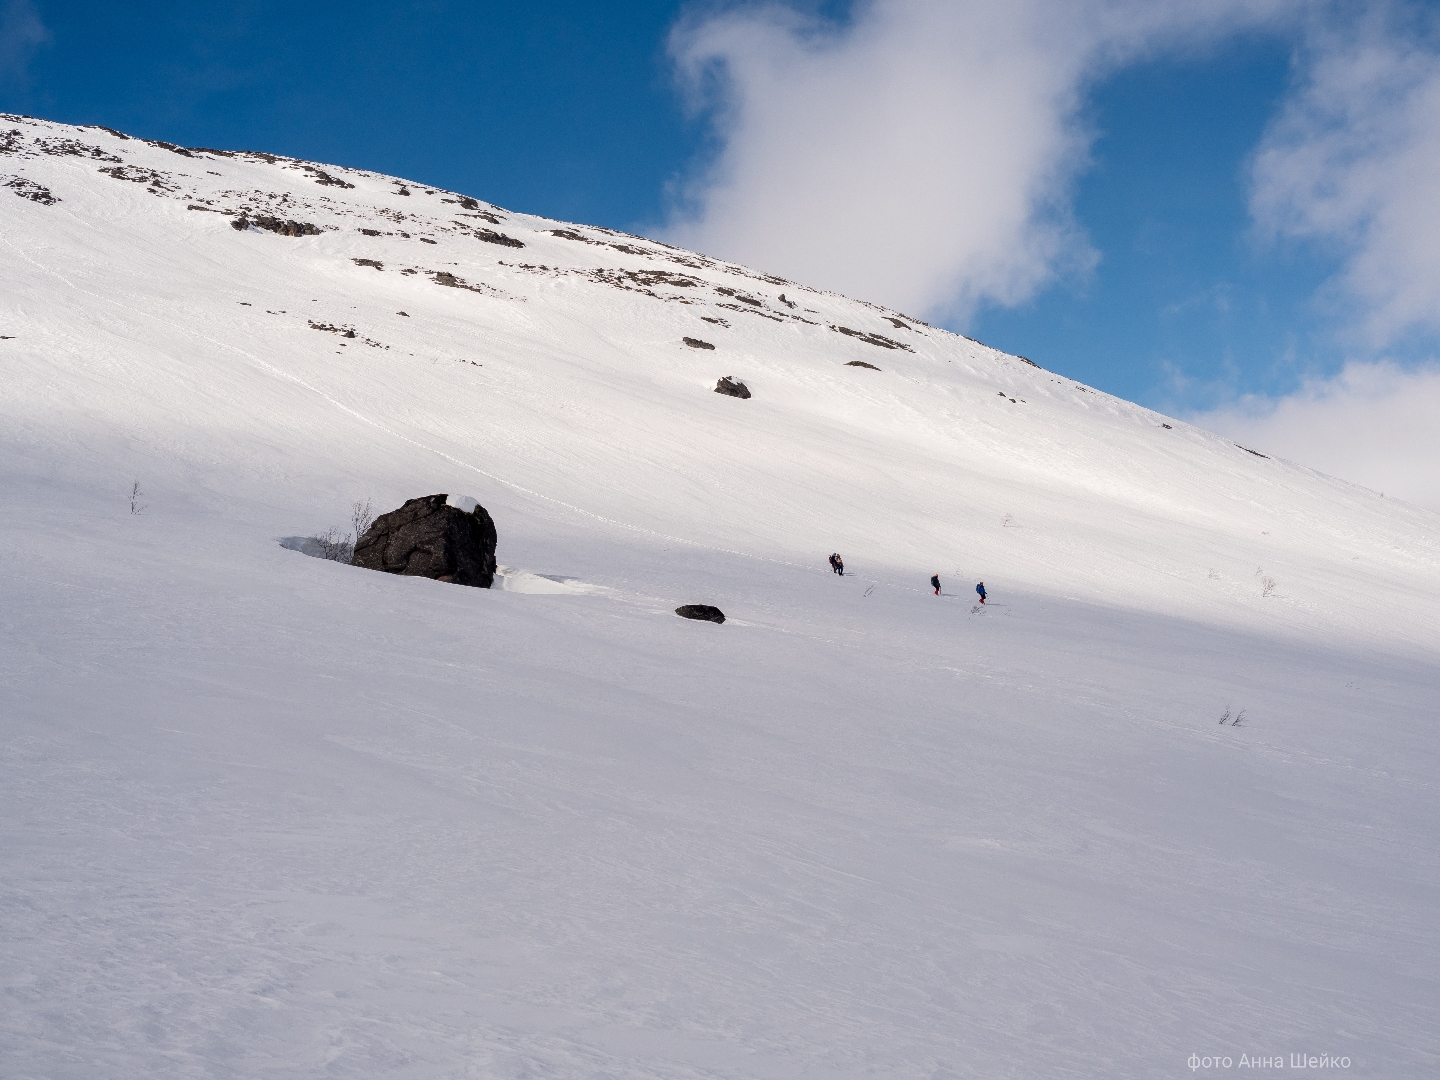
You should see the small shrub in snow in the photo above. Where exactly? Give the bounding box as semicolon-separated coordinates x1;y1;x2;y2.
351;497;375;542
129;480;147;515
314;527;353;562
1261;576;1277;598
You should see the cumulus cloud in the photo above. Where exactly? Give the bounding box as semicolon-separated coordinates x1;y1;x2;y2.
1191;361;1440;513
1250;5;1440;347
664;0;1289;321
0;0;50;85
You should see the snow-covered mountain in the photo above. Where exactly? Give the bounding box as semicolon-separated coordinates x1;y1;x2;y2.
3;114;1437;1078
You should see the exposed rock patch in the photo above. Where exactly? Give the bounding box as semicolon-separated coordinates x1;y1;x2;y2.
352;494;498;588
34;137;121;162
98;164;178;193
715;377;751;399
675;604;725;623
431;270;501;295
845;360;881;370
832;325;913;352
232;214;321;236
4;176;58;204
684;337;715;350
474;228;524;248
301;164;354;188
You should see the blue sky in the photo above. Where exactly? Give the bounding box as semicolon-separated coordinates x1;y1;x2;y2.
4;0;1439;506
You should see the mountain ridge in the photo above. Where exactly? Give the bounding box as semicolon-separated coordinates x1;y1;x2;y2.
3;114;1438;1078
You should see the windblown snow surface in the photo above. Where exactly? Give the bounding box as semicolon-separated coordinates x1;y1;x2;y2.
3;115;1438;1079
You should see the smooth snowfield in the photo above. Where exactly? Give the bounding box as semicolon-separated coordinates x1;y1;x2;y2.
3;116;1439;1078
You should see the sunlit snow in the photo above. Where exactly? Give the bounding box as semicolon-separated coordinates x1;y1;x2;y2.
2;115;1437;1078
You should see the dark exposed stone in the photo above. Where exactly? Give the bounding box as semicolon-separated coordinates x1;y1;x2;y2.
144;139;195;157
302;164;354;188
714;377;750;399
684;337;714;350
233;214;321;236
831;325;913;352
353;258;383;270
352;494;497;588
675;604;725;623
4;176;58;205
845;360;881;370
474;228;524;248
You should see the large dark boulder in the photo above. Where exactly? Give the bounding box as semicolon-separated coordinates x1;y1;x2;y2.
675;604;725;623
714;377;750;399
351;494;497;588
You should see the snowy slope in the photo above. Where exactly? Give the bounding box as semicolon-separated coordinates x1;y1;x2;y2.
2;115;1438;1078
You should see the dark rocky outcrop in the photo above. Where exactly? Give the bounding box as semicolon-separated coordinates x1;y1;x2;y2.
232;214;321;236
831;325;913;352
351;494;497;588
4;176;58;205
845;360;881;370
684;337;715;349
474;228;524;248
714;377;750;399
675;605;725;623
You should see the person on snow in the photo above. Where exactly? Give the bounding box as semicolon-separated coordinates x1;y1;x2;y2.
931;574;941;595
975;581;987;604
829;553;845;576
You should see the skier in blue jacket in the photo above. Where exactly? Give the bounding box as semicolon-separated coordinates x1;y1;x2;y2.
975;581;987;604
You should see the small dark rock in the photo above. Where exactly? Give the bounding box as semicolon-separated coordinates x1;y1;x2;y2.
353;258;383;270
474;228;524;248
675;604;725;624
714;377;750;399
684;337;715;350
1162;423;1172;429
845;360;881;370
352;494;498;588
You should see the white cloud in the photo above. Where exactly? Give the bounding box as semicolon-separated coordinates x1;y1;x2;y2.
1190;361;1440;513
1250;6;1440;346
0;0;50;85
664;0;1289;322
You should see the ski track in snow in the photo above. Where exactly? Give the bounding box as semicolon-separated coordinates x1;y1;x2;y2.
2;115;1439;1079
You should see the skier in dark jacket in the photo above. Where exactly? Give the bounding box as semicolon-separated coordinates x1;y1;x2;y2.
975;581;987;604
829;553;844;576
931;574;941;595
